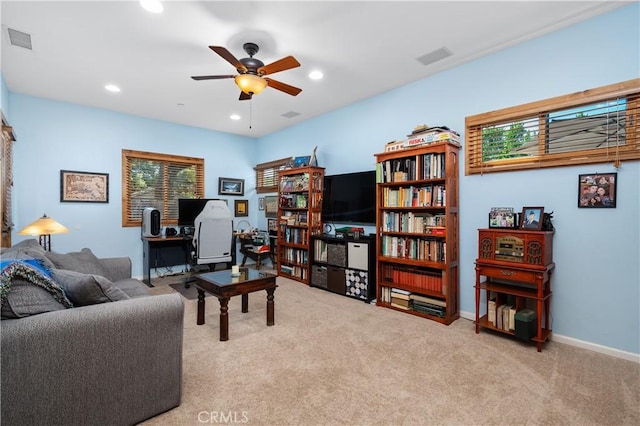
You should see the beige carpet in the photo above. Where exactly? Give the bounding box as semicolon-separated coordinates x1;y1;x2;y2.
142;274;639;426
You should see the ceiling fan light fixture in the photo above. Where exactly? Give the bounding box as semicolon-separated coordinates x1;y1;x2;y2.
235;74;267;95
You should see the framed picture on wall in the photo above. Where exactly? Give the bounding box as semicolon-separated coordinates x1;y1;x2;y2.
234;200;248;217
578;173;616;208
264;195;278;218
218;177;244;196
60;170;109;203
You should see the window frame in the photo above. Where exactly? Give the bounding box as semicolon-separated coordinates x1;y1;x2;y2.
465;79;640;175
255;157;291;194
122;149;204;227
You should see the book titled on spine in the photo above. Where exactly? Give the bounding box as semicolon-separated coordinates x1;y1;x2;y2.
488;298;496;325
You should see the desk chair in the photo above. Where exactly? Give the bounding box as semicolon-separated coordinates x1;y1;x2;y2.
185;200;233;288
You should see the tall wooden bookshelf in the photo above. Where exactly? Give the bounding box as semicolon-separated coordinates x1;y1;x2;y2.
276;166;325;284
374;141;459;325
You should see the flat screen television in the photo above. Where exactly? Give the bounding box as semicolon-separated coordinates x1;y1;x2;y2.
178;198;213;227
322;170;376;225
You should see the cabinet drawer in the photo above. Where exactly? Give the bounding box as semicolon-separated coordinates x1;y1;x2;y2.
311;266;328;288
347;242;368;270
327;244;346;267
481;267;537;283
327;266;346;294
346;269;368;300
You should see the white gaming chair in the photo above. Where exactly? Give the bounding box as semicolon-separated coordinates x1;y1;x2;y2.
185;200;234;287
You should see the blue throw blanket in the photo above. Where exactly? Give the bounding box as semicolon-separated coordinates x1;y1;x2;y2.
0;259;72;307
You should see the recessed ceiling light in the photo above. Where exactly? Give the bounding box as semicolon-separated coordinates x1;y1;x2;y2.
309;70;323;80
105;84;121;93
230;114;241;121
140;0;163;14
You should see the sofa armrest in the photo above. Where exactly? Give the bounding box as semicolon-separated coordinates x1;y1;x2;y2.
98;256;132;281
1;293;184;426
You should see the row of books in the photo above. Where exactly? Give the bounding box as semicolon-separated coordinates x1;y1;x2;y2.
381;211;446;233
280;194;308;208
376;153;447;183
280;264;307;280
381;185;446;207
380;236;446;262
280;211;308;226
280;227;308;244
280;174;309;192
380;264;444;294
380;287;446;317
488;299;516;331
280;247;308;265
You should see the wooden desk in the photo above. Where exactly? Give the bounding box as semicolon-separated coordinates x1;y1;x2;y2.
141;236;192;286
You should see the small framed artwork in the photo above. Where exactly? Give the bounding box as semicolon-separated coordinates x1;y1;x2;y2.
264;195;278;218
234;200;248;217
268;218;278;233
218;177;244;196
520;206;544;230
258;197;265;210
60;170;109;203
293;156;311;168
578;173;617;208
488;207;516;229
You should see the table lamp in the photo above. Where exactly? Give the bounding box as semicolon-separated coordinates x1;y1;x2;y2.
18;213;69;251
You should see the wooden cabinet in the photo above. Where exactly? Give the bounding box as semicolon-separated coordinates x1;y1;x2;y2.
474;228;554;352
310;234;376;302
374;141;460;325
276;166;324;284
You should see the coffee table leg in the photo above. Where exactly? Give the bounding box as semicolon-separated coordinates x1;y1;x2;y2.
242;293;249;313
266;288;275;326
219;297;230;341
197;289;205;325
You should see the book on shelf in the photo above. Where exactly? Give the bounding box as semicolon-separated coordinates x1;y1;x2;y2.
391;301;410;310
409;293;446;308
508;306;517;331
390;297;410;308
488;298;496;325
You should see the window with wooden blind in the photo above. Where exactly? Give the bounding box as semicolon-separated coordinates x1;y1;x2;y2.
255;157;291;194
122;150;204;227
465;79;640;175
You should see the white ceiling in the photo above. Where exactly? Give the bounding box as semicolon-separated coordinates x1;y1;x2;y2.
0;1;630;138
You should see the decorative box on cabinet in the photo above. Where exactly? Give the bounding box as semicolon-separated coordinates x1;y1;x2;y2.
374;141;460;325
310;234;376;302
475;228;554;352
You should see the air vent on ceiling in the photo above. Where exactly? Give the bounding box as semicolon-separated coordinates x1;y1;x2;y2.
7;28;32;50
282;111;301;119
417;47;452;66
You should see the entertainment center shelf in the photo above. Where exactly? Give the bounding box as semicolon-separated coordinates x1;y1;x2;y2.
310;234;376;302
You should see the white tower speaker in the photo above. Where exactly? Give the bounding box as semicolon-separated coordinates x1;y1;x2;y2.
142;207;161;237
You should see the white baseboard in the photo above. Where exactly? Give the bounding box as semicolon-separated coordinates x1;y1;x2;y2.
459;310;639;363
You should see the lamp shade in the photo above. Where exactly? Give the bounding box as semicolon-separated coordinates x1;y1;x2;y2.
235;74;268;95
18;214;69;236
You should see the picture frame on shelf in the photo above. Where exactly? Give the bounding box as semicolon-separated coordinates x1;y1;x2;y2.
234;200;248;217
293;156;311;168
488;207;516;229
520;206;544;230
60;170;109;203
218;177;244;196
578;173;617;208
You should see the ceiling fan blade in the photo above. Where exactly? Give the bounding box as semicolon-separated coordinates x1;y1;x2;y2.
239;91;252;101
209;46;247;72
191;75;236;81
258;56;301;76
264;78;302;96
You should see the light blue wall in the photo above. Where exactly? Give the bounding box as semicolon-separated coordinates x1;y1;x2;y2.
258;4;640;354
6;4;639;354
9;94;258;277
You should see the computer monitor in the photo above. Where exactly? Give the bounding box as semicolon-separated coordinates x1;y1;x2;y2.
178;198;210;227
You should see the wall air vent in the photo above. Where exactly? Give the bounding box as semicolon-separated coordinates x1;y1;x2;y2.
282;111;301;119
7;28;32;50
417;47;452;66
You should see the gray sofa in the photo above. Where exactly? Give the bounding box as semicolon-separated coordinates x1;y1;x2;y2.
1;239;184;426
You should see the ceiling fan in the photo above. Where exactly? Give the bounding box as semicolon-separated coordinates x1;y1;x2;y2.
191;42;302;100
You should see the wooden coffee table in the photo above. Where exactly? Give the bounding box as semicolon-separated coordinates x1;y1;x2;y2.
194;268;277;341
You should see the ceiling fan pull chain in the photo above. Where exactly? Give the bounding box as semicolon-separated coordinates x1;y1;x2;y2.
249;98;253;129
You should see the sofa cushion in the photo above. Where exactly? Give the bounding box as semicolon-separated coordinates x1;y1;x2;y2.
1;239;56;270
46;248;108;277
112;278;150;298
50;269;130;306
1;261;72;319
